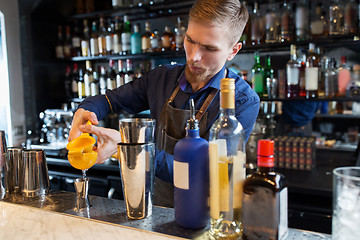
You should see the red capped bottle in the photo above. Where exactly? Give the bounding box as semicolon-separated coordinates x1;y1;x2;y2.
242;139;288;240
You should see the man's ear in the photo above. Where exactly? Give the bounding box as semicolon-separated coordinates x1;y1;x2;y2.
227;42;242;61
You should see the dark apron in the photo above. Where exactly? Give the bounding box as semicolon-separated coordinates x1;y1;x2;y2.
154;69;226;207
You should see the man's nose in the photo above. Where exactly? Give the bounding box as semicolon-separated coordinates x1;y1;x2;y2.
189;44;202;62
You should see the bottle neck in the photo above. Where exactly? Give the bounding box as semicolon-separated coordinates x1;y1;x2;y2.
258;166;274;173
220;108;235;116
186;128;200;138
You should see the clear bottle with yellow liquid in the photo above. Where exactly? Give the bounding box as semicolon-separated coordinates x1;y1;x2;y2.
209;78;246;239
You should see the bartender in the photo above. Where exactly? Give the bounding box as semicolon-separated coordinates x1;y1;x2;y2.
68;0;260;207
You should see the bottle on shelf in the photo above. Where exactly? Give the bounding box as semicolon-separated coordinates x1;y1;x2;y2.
90;21;99;56
113;17;122;55
99;66;107;95
295;0;310;41
242;139;288;240
310;3;327;38
142;22;153;53
84;60;93;97
174;99;209;229
344;0;358;34
107;60;117;90
286;44;300;98
251;51;264;97
298;48;307;97
337;56;351;96
263;55;274;98
124;59;134;84
131;24;142;54
280;0;294;43
98;17;107;56
329;0;345;36
91;66;100;96
112;0;125;8
240;1;251;45
175;17;185;51
151;29;162;52
64;65;72;99
71;21;82;57
265;0;280;44
305;43;320;99
121;15;131;55
317;47;325;98
209;78;246;239
81;19;90;57
63;26;72;59
72;63;79;98
55;25;64;59
347;64;360;97
78;68;85;99
251;2;264;45
116;59;125;87
324;57;338;98
106;18;114;55
161;26;176;51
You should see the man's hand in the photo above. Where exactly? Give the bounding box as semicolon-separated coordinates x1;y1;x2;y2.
79;124;121;164
68;108;99;142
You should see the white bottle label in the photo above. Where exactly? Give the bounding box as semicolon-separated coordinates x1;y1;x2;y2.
279;188;288;239
305;67;319;90
90;37;99;56
90;82;99;96
151;38;158;49
81;40;89;56
72;37;81;47
142;38;151;51
124;74;133;84
287;67;300;85
106;35;112;52
173;160;189;190
121;33;131;51
113;34;120;54
55;46;64;59
84;74;92;97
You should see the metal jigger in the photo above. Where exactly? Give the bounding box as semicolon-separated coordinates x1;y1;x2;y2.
74;177;90;210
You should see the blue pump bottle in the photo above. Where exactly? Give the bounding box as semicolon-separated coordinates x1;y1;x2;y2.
173;99;209;229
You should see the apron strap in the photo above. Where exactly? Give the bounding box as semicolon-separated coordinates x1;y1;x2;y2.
168;85;180;103
195;88;219;121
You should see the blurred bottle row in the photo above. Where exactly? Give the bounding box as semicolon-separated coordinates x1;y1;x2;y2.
242;0;360;45
251;43;360;99
64;59;150;99
75;0;172;15
55;16;186;59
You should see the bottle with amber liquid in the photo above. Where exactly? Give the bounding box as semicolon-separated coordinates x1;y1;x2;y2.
251;2;264;45
142;22;153;53
242;139;288;240
280;0;294;42
161;26;175;51
98;17;107;56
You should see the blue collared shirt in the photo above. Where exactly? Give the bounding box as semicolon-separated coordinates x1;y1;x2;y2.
79;64;260;183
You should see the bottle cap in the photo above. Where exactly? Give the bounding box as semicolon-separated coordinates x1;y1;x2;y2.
257;139;274;167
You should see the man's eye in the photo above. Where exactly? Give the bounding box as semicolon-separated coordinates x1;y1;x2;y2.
186;37;194;44
206;47;216;51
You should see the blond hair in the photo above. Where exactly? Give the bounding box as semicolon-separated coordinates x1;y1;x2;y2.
189;0;249;46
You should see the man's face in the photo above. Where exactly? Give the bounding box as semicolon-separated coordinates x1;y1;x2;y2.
184;20;240;84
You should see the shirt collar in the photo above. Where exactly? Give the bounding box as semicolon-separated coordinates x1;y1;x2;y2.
178;65;226;93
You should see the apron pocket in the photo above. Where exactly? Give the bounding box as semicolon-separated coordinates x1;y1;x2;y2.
162;129;180;155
